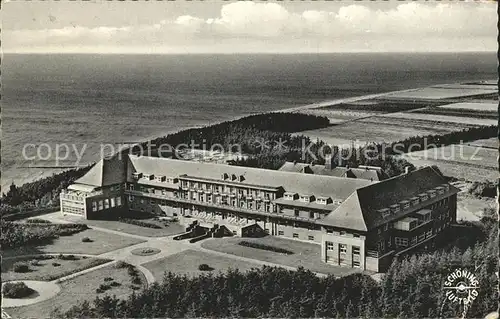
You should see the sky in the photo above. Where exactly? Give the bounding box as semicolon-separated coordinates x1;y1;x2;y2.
2;0;497;53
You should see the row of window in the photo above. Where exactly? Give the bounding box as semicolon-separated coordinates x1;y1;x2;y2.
91;197;122;212
277;231;315;241
62;205;84;215
180;180;275;199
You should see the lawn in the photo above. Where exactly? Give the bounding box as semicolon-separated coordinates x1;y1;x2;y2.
2;255;112;282
299;119;451;145
466;137;498;149
62;214;186;237
379;112;497;126
201;237;360;276
5;264;147;319
142;249;262;281
437;102;497;112
400;144;497;182
402;145;497;169
1;229;145;258
384;87;497;100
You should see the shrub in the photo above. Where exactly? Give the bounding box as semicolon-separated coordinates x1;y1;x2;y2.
26;218;51;224
198;264;213;271
13;262;30;273
238;241;294;255
118;218;162;229
110;281;121;287
52;262;61;267
115;261;129;269
130;285;140;290
81;237;92;242
2;282;35;298
127;267;138;276
33;255;54;260
131;276;142;285
104;277;114;282
95;288;103;294
58;254;78;261
30;260;40;266
99;283;111;291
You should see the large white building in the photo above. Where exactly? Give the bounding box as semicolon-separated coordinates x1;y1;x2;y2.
61;153;459;272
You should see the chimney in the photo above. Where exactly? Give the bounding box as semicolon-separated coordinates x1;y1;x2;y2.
404;166;411;174
338;148;343;167
325;153;334;170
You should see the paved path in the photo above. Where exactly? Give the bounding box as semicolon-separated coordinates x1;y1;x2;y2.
2;211;351;317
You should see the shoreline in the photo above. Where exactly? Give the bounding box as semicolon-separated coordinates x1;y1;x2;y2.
4;80;496;190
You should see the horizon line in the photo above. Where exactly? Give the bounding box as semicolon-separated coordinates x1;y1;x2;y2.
2;50;496;55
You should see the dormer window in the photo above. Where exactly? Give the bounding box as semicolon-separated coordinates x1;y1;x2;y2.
133;172;143;179
155;175;166;182
427;190;436;198
442;184;450;192
378;208;390;218
300;195;311;203
143;174;154;180
390;204;400;214
238;175;245;182
400;200;410;210
410;197;419;206
418;193;428;201
221;173;229;180
436;186;445;195
284;192;297;200
231;174;237;181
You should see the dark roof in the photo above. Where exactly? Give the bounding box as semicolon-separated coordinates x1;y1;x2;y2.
320;192;367;231
325;166;460;231
278;162;385;181
75;154;126;187
127;155;373;201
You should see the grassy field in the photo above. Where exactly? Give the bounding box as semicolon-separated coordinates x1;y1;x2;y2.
201;237;360;276
384;87;497;100
437;102;497;112
466;137;498;149
2;255;111;282
299;119;453;145
143;249;261;281
378;112;497;126
402;145;497;169
6;264;147;319
62;214;186;237
399;158;497;183
2;229;145;258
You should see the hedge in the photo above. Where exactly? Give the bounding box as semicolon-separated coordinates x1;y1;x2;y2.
238;241;294;255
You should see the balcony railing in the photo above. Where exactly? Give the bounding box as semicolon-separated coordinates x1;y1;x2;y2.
125;189;318;223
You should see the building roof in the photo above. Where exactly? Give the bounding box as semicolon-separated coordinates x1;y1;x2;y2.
278;162;386;181
127;155;373;201
320;192;368;231
325;166;460;231
75;154;126;187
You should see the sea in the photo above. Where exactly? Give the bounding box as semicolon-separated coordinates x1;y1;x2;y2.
1;53;497;192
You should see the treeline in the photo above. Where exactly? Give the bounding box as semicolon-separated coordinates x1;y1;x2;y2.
56;215;498;318
0;166;92;218
1;166;92;207
467;180;498;199
138;113;329;156
386;125;497;154
414;108;497;120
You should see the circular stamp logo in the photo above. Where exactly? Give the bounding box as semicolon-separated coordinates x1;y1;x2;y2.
443;268;479;305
